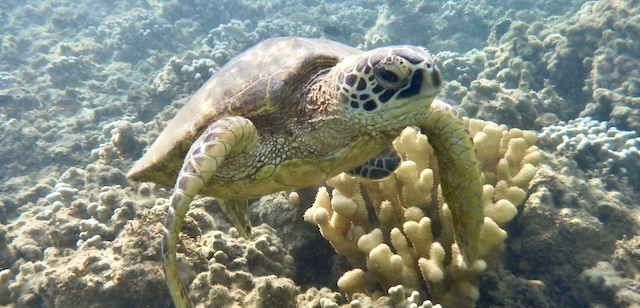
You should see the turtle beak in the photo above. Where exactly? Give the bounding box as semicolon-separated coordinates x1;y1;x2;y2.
419;65;442;98
431;67;441;88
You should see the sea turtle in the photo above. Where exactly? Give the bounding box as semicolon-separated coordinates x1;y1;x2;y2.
127;37;483;308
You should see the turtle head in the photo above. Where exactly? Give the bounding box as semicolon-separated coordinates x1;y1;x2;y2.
335;45;441;130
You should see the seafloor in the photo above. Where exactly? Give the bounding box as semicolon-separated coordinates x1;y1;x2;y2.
1;0;640;307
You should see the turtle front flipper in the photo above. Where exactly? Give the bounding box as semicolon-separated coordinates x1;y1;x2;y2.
162;116;258;308
419;100;483;265
217;199;252;239
348;146;402;180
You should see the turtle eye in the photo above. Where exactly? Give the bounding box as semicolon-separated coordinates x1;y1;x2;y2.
373;62;410;89
376;68;399;83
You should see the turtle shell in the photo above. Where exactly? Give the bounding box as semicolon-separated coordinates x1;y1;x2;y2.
127;37;362;186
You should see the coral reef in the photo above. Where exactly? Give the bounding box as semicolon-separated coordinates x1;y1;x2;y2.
0;72;17;90
436;20;571;130
0;163;300;306
572;0;640;131
189;226;299;307
93;119;147;165
504;160;640;306
430;0;640;133
304;121;540;307
45;56;99;88
582;235;640;307
538;117;640;190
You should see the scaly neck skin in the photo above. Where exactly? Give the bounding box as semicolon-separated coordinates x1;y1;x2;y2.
297;64;375;157
302;65;342;122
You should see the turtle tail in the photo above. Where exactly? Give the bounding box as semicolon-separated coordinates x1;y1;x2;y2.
419;100;483;265
162;116;258;308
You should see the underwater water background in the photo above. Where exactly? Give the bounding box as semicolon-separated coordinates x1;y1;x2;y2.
1;0;640;307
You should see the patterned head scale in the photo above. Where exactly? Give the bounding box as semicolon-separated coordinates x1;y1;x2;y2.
336;46;441;127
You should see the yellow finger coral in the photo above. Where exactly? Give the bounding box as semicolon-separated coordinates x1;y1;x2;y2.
304;118;540;307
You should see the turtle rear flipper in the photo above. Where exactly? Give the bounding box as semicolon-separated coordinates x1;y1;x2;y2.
217;199;252;239
162;116;258;308
348;146;401;180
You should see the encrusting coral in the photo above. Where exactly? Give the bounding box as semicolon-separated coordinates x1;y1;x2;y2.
304;118;540;307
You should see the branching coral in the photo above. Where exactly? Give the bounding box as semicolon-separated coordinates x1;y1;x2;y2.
305;119;540;307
